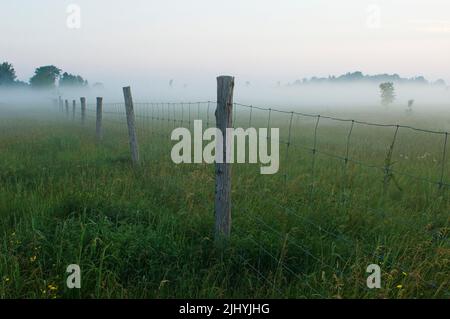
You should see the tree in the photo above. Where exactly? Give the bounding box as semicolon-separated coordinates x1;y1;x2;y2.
92;82;104;90
379;82;395;107
30;65;61;89
59;72;88;87
0;62;17;86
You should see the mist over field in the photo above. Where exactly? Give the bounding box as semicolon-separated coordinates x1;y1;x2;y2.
2;81;449;116
1;0;450;302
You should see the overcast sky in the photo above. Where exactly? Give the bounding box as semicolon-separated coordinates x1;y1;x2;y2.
2;0;450;88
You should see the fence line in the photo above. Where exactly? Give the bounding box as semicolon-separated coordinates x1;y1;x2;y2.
77;99;450;189
54;78;449;297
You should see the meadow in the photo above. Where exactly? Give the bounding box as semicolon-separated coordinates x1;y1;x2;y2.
0;102;448;299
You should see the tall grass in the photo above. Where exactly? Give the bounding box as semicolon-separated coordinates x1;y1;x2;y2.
0;109;448;298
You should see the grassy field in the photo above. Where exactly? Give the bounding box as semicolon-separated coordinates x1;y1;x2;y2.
0;104;448;299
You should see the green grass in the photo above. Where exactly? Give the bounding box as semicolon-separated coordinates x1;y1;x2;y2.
0;107;448;299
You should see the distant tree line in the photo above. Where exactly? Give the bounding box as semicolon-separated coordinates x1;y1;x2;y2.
291;71;447;87
0;61;102;90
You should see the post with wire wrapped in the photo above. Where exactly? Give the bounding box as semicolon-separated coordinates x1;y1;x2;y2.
96;97;103;143
215;76;234;242
72;100;76;121
80;97;86;125
65;100;69;117
123;86;140;166
58;96;63;113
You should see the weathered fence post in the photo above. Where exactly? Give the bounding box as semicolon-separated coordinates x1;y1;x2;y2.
123;87;140;166
59;96;63;112
72;100;76;121
96;97;103;143
80;97;86;125
65;100;69;117
215;76;234;241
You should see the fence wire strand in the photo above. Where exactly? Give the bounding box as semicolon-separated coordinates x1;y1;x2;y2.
53;98;449;297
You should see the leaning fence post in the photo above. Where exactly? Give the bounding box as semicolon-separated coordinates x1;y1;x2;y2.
80;97;86;125
72;100;76;121
215;75;234;241
65;100;69;117
96;97;103;143
123;87;140;166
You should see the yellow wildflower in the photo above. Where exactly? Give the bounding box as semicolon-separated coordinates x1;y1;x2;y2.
48;284;58;291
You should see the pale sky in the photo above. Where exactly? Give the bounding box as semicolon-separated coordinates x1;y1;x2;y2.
2;0;450;88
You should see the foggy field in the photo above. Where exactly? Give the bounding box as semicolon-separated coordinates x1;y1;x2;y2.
0;103;448;298
3;0;450;309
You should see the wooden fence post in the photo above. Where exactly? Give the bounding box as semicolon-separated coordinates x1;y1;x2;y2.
72;100;76;121
96;97;103;143
123;87;140;166
65;100;69;117
80;97;86;124
215;76;234;241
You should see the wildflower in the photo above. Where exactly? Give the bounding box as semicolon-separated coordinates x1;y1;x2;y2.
402;272;407;276
159;280;170;289
30;256;37;262
396;284;403;289
48;284;58;291
3;277;10;282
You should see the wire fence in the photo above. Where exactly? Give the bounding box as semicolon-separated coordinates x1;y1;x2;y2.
54;94;450;298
